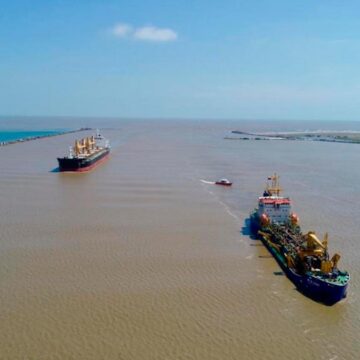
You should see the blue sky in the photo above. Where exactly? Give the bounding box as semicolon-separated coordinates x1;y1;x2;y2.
1;0;360;120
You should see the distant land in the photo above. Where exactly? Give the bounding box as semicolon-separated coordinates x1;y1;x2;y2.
226;130;360;144
0;128;92;146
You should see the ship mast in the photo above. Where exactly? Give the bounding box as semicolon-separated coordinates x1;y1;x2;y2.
266;173;282;196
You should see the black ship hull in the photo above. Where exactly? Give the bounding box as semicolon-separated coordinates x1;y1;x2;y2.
57;148;110;172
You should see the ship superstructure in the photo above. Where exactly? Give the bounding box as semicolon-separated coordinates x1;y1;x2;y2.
256;174;293;225
57;130;110;172
250;174;349;305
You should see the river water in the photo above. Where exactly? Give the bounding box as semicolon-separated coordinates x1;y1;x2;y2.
0;118;359;359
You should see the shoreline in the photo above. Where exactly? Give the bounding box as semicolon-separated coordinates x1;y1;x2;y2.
228;130;360;144
0;127;93;147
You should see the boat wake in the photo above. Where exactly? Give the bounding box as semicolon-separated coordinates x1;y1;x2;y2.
200;180;240;224
200;179;215;184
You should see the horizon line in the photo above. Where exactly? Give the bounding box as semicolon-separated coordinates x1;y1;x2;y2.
1;114;360;122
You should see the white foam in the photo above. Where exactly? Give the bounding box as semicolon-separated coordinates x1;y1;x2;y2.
200;179;216;184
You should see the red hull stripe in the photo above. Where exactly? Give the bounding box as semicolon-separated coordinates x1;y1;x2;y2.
259;198;290;205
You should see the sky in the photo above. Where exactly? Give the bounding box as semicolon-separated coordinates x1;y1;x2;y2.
1;0;360;120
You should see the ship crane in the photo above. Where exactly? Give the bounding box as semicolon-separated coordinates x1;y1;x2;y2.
73;137;96;156
299;232;341;274
74;140;86;156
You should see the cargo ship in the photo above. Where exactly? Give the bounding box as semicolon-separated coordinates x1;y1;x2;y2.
250;174;349;305
57;130;110;172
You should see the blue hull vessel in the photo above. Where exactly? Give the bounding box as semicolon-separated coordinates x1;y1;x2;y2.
252;219;348;305
250;174;349;305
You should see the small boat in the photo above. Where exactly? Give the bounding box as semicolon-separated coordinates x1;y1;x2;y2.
215;178;232;186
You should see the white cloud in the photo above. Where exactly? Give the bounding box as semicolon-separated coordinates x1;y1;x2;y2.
112;23;132;38
133;26;177;42
111;23;178;42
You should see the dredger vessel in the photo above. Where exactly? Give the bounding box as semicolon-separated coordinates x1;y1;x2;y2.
250;174;349;305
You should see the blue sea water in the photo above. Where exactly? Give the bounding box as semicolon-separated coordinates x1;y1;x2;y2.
0;130;62;143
